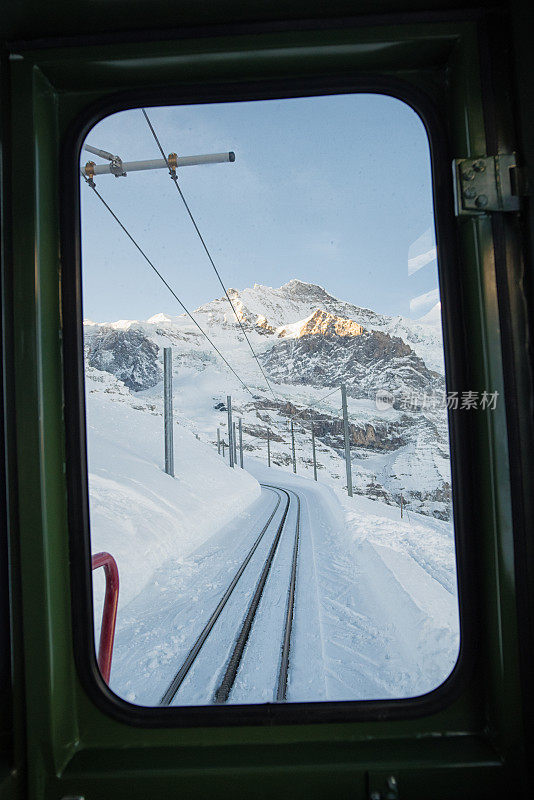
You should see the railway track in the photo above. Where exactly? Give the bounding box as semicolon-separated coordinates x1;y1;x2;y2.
159;483;301;706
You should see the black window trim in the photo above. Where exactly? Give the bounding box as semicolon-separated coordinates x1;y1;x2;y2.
61;72;477;729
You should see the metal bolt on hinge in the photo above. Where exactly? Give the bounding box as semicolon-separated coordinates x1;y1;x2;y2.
454;153;524;215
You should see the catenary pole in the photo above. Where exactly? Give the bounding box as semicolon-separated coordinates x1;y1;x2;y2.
341;384;353;497
267;428;271;467
233;421;237;464
227;396;234;468
239;419;243;468
312;424;318;481
217;427;221;454
164;348;174;477
226;395;234;467
291;420;297;474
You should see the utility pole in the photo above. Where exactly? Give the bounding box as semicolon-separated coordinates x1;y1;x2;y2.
163;347;174;477
227;396;234;468
239;418;244;468
267;428;271;467
217;427;221;455
341;384;353;497
291;419;297;474
312;424;318;481
233;421;237;465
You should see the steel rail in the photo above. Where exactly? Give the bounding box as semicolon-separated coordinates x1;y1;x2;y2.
213;486;293;704
159;487;283;706
276;488;301;701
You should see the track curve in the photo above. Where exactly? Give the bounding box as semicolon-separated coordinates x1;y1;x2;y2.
159;486;283;706
160;482;302;706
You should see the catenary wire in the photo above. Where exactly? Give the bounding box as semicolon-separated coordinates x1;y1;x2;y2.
141;108;277;401
81;172;255;397
291;386;342;420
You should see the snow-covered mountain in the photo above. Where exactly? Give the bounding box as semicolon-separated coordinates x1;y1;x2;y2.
188;279;444;372
84;280;452;520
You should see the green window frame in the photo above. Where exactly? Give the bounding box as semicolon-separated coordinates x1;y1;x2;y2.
2;14;528;798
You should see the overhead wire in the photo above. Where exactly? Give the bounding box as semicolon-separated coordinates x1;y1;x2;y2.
80;172;255;397
84;119;344;424
291;386;342;421
82;133;361;500
141;108;277;401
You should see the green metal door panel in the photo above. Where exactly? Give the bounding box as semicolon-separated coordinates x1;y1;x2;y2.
8;60;79;793
2;15;527;798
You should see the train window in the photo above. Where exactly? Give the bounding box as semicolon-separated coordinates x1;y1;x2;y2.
79;94;462;710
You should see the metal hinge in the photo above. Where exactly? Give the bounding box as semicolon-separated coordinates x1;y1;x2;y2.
453;154;527;215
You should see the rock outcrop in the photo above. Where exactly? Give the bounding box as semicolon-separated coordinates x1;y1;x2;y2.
86;328;162;391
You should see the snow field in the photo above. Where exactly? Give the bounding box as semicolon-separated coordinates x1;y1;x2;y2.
86;367;260;634
104;453;460;705
110;488;284;703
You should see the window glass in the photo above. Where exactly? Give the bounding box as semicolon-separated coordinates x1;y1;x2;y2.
80;95;461;707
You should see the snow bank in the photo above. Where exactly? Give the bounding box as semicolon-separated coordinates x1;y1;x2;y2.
337;491;457;595
336;488;460;695
86;368;260;623
247;462;459;699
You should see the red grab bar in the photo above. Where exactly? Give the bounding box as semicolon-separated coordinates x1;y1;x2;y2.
91;551;119;684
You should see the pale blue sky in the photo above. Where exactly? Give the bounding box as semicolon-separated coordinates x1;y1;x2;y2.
80;94;438;323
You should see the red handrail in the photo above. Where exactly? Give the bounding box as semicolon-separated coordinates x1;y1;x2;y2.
91;551;119;684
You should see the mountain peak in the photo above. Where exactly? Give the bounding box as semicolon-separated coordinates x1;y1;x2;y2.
280;278;330;298
299;309;365;338
147;312;173;325
278;308;365;339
